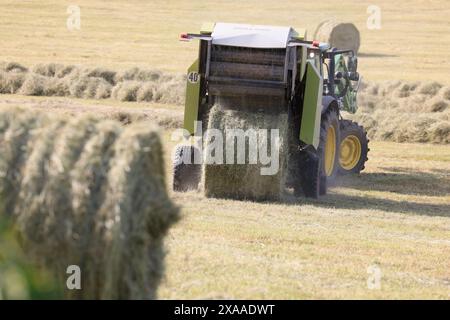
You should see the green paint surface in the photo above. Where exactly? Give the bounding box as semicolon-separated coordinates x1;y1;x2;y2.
300;61;323;149
183;59;201;134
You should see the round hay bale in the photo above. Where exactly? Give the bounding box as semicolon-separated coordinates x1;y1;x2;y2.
202;105;288;201
314;20;360;54
98;123;179;299
0;109;40;216
0;109;179;299
15;117;69;234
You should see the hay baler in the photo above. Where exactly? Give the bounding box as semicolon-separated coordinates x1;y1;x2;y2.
174;22;368;199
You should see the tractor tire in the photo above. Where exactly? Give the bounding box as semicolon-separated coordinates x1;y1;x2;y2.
173;145;201;192
338;120;369;175
317;107;340;195
295;149;321;199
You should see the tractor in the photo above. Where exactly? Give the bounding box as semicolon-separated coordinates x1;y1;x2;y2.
173;22;369;199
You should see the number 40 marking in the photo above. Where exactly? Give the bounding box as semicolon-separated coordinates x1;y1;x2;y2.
188;71;200;84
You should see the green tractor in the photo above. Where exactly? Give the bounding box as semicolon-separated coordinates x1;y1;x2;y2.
174;22;369;198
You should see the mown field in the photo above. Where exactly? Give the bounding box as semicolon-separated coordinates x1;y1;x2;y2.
160;139;450;299
1;0;450;83
0;0;449;299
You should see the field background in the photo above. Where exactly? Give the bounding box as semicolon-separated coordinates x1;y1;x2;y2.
1;0;450;83
0;0;449;299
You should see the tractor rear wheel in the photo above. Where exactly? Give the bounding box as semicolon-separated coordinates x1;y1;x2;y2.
338;120;369;174
173;145;201;192
318;107;340;195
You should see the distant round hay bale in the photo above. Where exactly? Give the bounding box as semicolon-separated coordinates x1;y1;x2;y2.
314;20;360;54
202;105;288;201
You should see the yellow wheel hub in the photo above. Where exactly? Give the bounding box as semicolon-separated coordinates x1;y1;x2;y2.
339;135;362;170
324;125;336;176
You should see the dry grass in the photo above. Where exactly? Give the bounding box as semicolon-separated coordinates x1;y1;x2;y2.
0;94;183;129
0;0;449;83
351;81;450;143
0;62;185;104
202;105;289;201
159;136;450;299
0;0;449;300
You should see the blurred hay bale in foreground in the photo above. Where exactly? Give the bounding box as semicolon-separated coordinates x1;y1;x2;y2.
0;108;179;299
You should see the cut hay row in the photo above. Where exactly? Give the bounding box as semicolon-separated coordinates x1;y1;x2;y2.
0;108;179;299
351;81;450;144
0;62;185;104
202;105;289;201
1;61;449;144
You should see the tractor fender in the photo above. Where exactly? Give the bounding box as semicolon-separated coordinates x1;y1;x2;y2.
321;95;339;114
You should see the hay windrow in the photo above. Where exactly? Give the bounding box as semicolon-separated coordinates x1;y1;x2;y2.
0;61;185;105
202;105;288;201
0;108;179;299
350;80;450;144
0;71;25;94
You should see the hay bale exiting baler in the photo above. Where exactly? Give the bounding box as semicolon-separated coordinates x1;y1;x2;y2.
202;105;288;201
